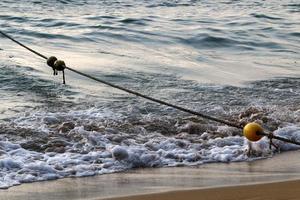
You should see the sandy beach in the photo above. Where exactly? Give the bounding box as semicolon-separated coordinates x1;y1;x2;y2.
107;179;300;200
1;150;300;200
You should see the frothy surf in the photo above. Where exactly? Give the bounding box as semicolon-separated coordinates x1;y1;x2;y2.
1;105;300;189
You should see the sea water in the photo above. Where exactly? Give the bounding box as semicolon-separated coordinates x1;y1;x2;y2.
0;0;299;189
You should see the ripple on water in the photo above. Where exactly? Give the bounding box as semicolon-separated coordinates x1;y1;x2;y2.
250;13;283;20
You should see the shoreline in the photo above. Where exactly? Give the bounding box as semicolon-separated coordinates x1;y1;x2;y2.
104;179;300;200
1;150;300;200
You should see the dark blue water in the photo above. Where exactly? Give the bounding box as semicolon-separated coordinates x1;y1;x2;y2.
0;0;300;189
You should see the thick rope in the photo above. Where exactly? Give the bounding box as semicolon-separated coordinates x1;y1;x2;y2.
1;30;300;147
259;132;300;146
0;30;47;59
65;66;242;128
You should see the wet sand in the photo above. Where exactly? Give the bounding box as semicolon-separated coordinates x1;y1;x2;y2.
107;179;300;200
1;150;300;200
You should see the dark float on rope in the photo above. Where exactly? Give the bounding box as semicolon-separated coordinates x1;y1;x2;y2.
1;30;300;148
46;56;66;84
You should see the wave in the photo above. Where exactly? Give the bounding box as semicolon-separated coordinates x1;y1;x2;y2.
179;34;283;50
1;101;300;189
250;13;283;20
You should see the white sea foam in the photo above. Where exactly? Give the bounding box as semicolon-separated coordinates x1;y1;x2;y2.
0;108;299;189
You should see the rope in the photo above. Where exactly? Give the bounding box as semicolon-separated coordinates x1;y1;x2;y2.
0;30;47;59
259;132;300;146
66;66;242;129
1;30;300;147
0;30;242;129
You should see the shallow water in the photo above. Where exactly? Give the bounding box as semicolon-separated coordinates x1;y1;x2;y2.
2;151;300;200
0;0;300;189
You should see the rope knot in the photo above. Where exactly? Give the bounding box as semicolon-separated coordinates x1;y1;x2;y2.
46;56;66;84
268;132;274;139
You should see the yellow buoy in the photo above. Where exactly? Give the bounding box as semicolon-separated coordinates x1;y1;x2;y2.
243;122;263;142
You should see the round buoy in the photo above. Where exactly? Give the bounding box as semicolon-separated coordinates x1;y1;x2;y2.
46;56;57;67
243;122;263;142
54;60;66;71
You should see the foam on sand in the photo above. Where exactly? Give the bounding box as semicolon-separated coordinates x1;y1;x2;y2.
0;108;300;189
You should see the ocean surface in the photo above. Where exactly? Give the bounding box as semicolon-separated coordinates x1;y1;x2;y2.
0;0;299;189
